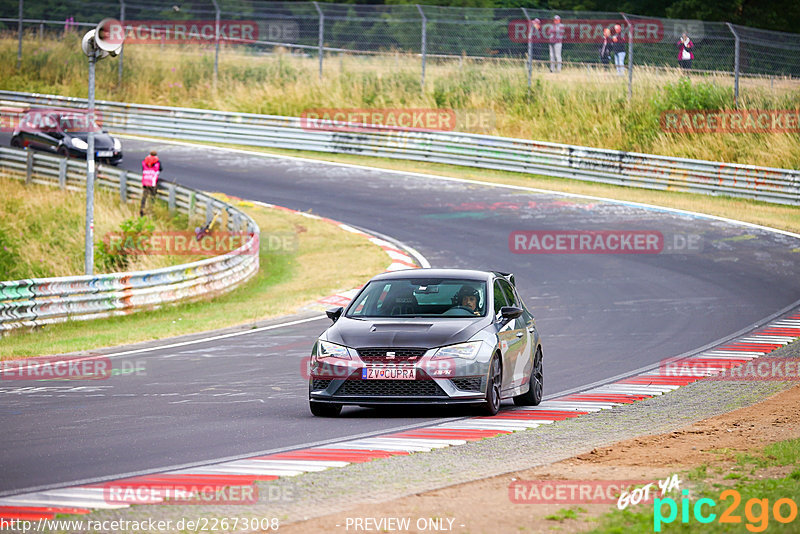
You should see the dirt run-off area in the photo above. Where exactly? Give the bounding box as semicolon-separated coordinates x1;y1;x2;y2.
280;384;800;534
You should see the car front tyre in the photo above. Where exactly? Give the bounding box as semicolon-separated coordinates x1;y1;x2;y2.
514;347;543;406
309;401;342;417
479;354;502;416
57;146;70;159
10;136;22;148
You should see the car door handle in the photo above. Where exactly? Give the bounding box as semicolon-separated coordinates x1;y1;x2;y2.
516;332;524;338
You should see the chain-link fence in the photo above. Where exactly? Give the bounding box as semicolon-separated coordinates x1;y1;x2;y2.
2;0;799;101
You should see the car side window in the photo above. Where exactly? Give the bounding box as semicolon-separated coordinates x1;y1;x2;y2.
498;279;517;307
493;280;508;316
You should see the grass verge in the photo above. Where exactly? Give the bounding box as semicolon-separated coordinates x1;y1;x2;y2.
589;437;800;533
0;194;390;358
0;176;195;279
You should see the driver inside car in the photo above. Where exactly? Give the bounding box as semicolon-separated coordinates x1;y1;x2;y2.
453;285;482;315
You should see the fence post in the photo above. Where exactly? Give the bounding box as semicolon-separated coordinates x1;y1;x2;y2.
313;2;324;80
211;0;220;87
521;8;533;89
25;150;33;185
119;169;127;201
118;0;125;86
17;0;23;70
621;13;633;101
168;183;176;213
417;4;427;88
726;23;740;108
59;158;67;190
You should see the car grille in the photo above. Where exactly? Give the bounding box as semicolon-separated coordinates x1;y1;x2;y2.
357;347;427;364
311;379;332;391
451;377;483;392
334;377;447;397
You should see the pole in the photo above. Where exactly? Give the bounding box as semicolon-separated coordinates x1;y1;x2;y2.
85;51;96;275
313;1;323;80
211;0;220;87
417;4;427;88
118;0;125;85
17;0;23;69
726;23;740;108
621;13;633;101
521;8;532;89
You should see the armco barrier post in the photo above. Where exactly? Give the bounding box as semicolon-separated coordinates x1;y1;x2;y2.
119;169;127;201
313;1;324;80
25;150;33;184
168;183;176;213
417;4;427;88
726;23;740;108
58;158;67;190
521;7;533;89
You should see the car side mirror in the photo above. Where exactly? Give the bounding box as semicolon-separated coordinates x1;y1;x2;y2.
326;306;343;323
500;306;523;322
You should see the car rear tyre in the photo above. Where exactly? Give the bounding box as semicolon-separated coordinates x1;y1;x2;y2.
57;147;70;159
10;137;22;148
514;347;543;406
309;401;342;417
479;354;502;416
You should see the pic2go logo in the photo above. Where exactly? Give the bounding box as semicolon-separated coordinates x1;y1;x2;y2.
654;489;798;532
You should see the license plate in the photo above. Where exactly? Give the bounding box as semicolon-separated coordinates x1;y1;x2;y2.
97;150;113;157
362;367;416;380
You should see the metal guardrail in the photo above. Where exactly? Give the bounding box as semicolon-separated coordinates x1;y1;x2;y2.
1;90;799;206
0;147;260;333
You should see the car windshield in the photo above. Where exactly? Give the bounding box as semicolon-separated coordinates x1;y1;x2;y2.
59;115;101;133
346;278;487;318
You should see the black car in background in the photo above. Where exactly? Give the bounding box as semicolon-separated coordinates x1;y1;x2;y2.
10;109;123;165
309;269;544;417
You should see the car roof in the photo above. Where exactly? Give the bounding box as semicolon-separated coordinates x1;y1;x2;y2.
369;268;497;282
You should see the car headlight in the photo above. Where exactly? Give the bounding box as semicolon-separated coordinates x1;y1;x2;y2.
70;138;88;150
433;341;482;361
113;138;122;151
316;340;351;360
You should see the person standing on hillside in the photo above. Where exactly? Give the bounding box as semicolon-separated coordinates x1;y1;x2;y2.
677;33;695;70
548;15;564;73
140;150;163;217
611;23;626;75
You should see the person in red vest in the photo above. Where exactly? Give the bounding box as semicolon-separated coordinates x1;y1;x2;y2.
140;150;163;216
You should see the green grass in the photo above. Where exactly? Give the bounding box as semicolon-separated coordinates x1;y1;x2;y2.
545;507;587;522
1;196;390;357
2;37;799;169
587;437;800;533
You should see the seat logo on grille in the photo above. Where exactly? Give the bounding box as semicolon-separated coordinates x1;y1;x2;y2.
386;351;396;359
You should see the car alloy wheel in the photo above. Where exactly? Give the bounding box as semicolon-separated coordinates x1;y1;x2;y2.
514;347;543;406
480;354;502;416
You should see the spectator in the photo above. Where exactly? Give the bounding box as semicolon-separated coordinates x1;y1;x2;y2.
677;33;695;70
548;15;564;73
599;27;612;66
140;150;163;217
611;23;626;75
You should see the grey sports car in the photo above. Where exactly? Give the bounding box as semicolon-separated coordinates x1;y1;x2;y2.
308;269;543;417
